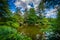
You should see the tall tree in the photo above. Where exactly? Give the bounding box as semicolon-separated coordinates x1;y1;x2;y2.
56;8;60;33
0;0;12;22
24;8;37;25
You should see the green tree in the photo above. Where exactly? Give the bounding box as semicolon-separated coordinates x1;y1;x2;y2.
25;8;37;25
0;0;12;21
0;0;13;26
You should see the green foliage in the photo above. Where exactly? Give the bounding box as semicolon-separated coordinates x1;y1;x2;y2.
0;0;12;18
57;9;60;29
0;26;32;40
54;9;60;35
25;8;37;25
6;21;20;28
38;0;45;10
0;0;59;40
12;13;23;22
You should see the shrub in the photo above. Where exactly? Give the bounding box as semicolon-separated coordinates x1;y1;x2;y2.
0;26;32;40
6;21;20;28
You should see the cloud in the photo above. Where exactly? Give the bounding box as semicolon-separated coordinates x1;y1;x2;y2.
14;0;57;18
21;0;26;2
14;1;21;7
46;8;57;18
14;0;41;9
14;0;27;8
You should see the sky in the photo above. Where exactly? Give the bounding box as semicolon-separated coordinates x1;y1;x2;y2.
8;0;57;18
8;0;16;13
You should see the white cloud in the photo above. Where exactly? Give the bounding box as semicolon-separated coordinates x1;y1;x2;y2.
46;8;57;18
21;0;26;2
12;11;15;13
14;0;41;9
47;8;57;13
14;0;21;7
14;0;57;18
27;5;31;9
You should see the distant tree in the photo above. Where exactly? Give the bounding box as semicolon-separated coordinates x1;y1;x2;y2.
0;0;14;26
0;0;21;28
24;10;29;24
42;0;60;40
25;8;37;25
37;0;46;25
0;0;12;22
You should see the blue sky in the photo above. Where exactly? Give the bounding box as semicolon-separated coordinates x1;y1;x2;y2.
8;0;16;13
8;0;58;18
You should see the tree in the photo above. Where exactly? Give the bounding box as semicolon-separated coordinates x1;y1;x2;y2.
0;0;12;20
41;0;60;40
37;0;46;26
25;8;37;25
0;0;13;26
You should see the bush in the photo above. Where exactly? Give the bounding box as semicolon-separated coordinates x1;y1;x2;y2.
0;26;32;40
6;21;20;28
